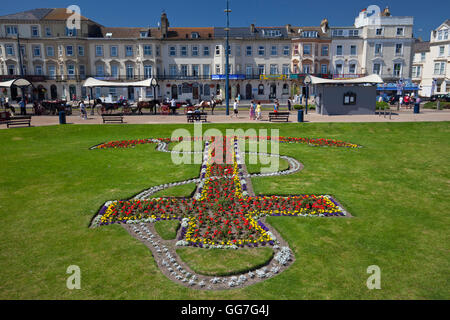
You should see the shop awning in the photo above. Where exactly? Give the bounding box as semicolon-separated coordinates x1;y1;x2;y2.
0;78;32;88
308;74;384;85
82;77;157;88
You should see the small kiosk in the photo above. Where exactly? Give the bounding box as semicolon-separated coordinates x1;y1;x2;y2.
309;74;383;115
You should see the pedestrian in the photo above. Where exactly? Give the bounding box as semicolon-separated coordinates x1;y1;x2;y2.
249;100;256;120
287;97;292;111
80;100;87;119
232;99;239;118
273;101;278;113
237;93;241;103
256;102;262;120
19;97;26;115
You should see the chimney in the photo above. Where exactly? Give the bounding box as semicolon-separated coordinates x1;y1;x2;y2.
250;24;256;33
382;6;391;17
161;12;169;38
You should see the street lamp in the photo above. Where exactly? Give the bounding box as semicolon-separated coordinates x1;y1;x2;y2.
224;0;231;116
304;74;311;115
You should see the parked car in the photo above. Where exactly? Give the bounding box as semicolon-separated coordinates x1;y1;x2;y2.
430;94;450;102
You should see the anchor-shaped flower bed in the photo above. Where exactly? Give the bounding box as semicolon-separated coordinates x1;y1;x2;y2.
90;135;359;290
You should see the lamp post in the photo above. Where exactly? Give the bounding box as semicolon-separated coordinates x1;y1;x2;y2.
304;74;311;115
224;0;231;116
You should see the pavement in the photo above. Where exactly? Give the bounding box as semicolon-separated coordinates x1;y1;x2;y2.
1;108;449;129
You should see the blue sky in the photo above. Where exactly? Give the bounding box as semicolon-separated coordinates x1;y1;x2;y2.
1;0;448;40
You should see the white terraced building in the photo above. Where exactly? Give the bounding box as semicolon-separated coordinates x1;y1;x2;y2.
0;7;415;103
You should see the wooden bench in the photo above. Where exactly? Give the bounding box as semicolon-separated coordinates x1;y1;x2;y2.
269;112;290;122
187;112;207;123
102;114;124;123
7;116;31;128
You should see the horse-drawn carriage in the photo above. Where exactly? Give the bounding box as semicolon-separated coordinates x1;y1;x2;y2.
37;100;72;115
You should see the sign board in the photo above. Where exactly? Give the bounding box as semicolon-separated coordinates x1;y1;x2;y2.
211;74;246;80
259;74;287;81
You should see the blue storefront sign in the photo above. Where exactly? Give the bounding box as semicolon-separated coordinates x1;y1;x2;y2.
377;81;419;92
211;74;246;80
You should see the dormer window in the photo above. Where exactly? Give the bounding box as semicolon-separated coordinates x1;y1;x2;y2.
140;31;148;38
302;31;318;38
263;29;282;37
191;32;199;39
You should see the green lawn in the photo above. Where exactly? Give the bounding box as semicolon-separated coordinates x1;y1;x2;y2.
0;122;449;299
154;220;180;240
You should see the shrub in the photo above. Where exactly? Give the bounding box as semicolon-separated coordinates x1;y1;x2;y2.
376;101;389;110
423;101;450;109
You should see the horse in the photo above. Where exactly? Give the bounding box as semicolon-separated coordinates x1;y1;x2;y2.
136;100;161;115
196;100;217;114
94;98;129;115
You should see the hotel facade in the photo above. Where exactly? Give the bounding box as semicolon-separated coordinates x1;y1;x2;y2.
0;7;415;102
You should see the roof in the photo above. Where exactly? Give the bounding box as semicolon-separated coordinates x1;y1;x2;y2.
0;8;53;20
413;41;430;53
100;27;144;39
98;27;214;39
42;8;90;21
215;26;290;39
83;77;157;87
309;74;383;85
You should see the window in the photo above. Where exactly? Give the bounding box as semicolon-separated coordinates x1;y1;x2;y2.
215;45;220;55
421;52;426;61
140;31;148;38
282;64;290;75
192;46;199;56
246;65;253;76
67;65;75;78
6;44;14;56
303;44;311;55
376;28;383;36
349;63;356;74
375;43;382;55
343;92;356;105
283;46;290;56
349;29;359;37
31;26;39;37
78;46;84;56
321;45;329;56
110;46;118;57
95;45;103;56
236;45;241;56
45;27;52;37
321;64;328;74
270;64;278;75
393;63;402;77
144;65;152;78
203;46;210;56
66;45;73;56
169;65;178;76
258;84;264;95
96;65;104;76
302;31;318;38
180;65;188;76
33;45;41;57
35;65;43;75
66;27;77;37
336;45;343;56
271;46;277;56
332;29;344;37
79;65;86;77
156;46;160;56
397;28;404;36
335;63;343;75
192;65;199;76
143;45;152;55
303;65;311;73
444;29;449;40
258;64;265;75
395;43;403;55
350;45;357;56
169;46;176;56
180;46;187;56
5;25;18;36
111;65;118;78
412;66;422;78
439;46;445;56
126;64;134;79
215;64;221;74
258;46;265;56
282;84;289;95
48;65;56;79
434;62;445;75
125;46;133;56
7;65;15;75
203;64;210;76
246;46;252;56
293;45;299;55
264;29;282;37
373;63;381;75
191;32;199;39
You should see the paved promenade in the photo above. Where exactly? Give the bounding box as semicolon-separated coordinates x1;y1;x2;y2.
1;109;450;129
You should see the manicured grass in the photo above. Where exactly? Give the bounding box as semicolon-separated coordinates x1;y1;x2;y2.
0;122;449;299
176;247;274;277
154;220;181;240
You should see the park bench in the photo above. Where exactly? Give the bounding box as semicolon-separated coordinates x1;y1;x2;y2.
187;112;207;123
269;112;290;122
6;116;32;128
102;114;124;124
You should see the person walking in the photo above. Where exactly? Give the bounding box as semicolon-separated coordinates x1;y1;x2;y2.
232;99;239;118
19;98;26;115
255;102;262;120
399;96;404;108
273;101;278;113
287;97;292;111
80;100;87;119
249;100;256;120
